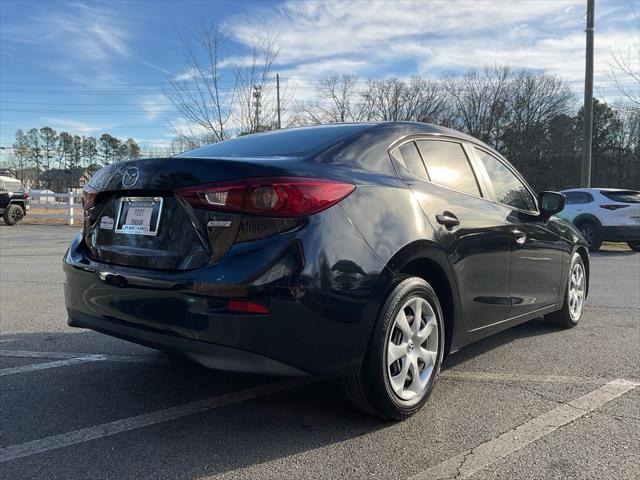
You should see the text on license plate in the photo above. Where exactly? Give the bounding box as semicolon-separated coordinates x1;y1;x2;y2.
115;197;163;236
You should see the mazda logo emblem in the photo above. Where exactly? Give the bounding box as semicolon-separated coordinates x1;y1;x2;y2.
122;167;140;188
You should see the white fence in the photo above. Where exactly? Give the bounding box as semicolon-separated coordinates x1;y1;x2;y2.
28;191;83;225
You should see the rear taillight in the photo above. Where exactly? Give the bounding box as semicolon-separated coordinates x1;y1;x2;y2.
600;204;629;210
176;177;355;217
82;186;99;210
24;191;30;199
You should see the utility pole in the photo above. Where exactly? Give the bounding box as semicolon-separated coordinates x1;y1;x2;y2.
276;74;281;129
581;0;595;187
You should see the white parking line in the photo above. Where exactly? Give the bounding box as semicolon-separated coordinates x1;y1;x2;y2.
0;376;316;463
0;356;106;377
408;379;639;480
440;370;621;386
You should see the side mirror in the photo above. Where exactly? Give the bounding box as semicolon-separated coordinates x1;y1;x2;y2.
539;191;565;220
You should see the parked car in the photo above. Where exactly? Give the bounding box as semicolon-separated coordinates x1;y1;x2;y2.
64;122;589;419
559;188;640;251
0;175;30;225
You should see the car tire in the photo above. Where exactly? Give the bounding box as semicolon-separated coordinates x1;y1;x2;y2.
627;242;640;252
545;252;586;329
577;221;601;252
3;204;24;226
343;277;444;420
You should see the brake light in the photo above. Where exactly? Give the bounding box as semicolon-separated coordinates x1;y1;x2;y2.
227;299;270;314
82;186;99;210
176;177;355;217
24;191;30;199
600;204;629;210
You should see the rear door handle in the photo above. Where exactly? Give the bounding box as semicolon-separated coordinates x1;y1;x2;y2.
436;212;460;229
512;229;527;245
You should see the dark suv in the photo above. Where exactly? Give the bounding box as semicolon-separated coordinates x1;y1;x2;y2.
0;176;29;225
64;122;589;419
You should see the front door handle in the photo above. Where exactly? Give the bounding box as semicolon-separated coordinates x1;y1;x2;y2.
436;212;460;229
512;229;527;245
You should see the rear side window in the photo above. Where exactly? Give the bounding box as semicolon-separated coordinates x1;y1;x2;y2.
474;147;536;211
392;142;428;180
565;192;594;205
416;140;481;196
600;190;639;204
177;124;371;158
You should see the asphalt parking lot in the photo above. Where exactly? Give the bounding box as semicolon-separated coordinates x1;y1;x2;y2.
0;224;638;480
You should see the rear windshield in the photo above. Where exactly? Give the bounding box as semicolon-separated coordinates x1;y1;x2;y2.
176;124;372;158
600;190;639;204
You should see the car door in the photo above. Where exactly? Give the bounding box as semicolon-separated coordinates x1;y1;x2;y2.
560;191;595;224
471;146;565;318
391;139;511;331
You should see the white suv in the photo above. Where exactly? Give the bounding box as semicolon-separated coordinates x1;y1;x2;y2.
559;188;640;251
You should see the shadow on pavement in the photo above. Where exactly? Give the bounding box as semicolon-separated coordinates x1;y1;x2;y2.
1;319;563;479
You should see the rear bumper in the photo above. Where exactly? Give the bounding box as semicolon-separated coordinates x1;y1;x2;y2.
63;206;387;376
67;309;307;376
600;225;640;242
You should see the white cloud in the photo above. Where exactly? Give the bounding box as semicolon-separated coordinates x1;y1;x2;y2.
226;0;637;100
139;94;173;120
2;2;131;84
38;118;114;134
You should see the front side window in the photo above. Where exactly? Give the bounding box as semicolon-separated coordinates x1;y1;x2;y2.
416;140;481;196
2;180;23;192
474;147;536;211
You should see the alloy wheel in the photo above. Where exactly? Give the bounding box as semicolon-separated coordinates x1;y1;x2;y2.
386;297;439;402
568;261;585;320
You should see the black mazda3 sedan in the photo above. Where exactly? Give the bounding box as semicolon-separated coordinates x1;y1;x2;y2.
64;122;589;419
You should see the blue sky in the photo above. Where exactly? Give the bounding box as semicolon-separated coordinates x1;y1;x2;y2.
1;0;638;155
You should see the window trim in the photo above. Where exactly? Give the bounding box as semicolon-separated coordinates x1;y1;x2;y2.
388;134;487;201
469;145;539;215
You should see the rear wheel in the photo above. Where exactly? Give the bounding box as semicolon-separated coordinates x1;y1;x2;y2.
343;277;444;420
545;252;586;328
577;221;601;252
3;204;24;226
627;241;640;252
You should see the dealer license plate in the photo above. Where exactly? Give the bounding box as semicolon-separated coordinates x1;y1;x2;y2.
115;197;163;236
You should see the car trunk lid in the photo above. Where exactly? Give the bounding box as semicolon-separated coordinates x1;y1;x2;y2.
83;157;267;270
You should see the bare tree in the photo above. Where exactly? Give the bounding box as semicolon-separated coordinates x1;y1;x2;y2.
606;7;639;108
234;34;281;134
608;45;640;108
9;130;31;183
166;22;235;144
362;76;449;124
166;23;282;143
292;74;371;125
445;66;512;146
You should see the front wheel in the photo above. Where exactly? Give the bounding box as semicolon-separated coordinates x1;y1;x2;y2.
627;241;640;252
545;252;586;328
343;277;444;420
3;204;25;226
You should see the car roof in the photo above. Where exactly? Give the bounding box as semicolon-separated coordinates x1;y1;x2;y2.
177;121;490;160
0;175;22;182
